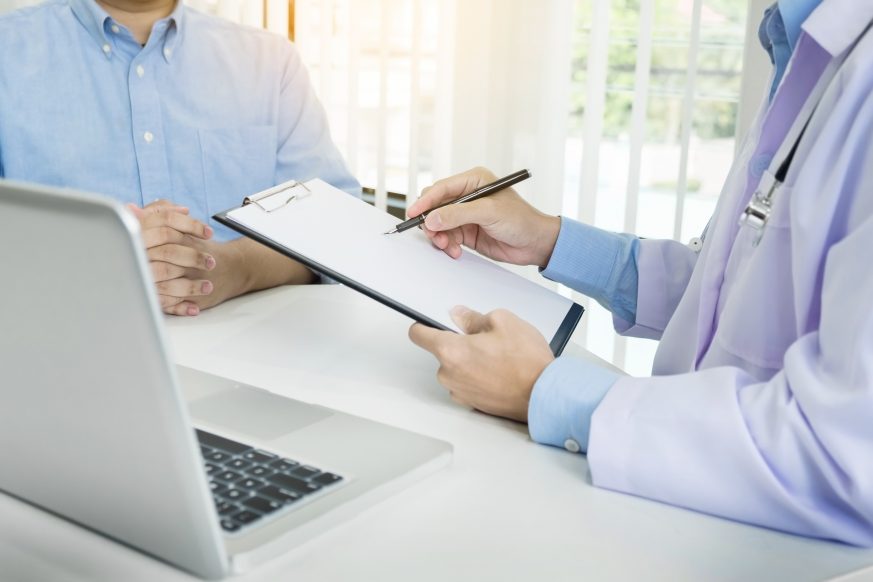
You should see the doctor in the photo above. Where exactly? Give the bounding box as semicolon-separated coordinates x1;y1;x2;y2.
408;0;873;546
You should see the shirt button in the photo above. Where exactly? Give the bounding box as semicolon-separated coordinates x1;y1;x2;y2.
111;24;120;34
563;438;581;454
163;47;172;58
136;65;145;78
687;237;703;252
143;131;154;144
102;43;111;55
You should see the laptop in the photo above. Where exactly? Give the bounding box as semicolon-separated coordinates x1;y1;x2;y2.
0;180;452;579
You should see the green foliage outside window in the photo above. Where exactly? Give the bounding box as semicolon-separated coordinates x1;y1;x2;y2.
571;0;749;142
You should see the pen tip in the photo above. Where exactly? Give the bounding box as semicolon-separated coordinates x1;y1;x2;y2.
383;228;397;235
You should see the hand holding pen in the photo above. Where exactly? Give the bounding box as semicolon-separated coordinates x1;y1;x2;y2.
401;167;562;268
386;169;531;234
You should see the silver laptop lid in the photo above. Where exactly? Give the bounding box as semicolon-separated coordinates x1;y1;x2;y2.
0;181;227;579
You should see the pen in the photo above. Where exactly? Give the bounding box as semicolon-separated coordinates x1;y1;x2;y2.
384;169;532;235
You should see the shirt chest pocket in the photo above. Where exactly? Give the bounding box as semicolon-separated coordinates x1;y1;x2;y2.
198;126;277;238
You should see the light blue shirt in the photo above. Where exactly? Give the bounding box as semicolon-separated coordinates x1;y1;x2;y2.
0;0;359;241
528;1;822;454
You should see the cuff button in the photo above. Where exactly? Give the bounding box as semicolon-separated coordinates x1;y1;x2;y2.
563;438;581;453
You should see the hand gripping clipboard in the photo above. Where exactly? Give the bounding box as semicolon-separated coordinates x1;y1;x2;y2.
214;179;584;356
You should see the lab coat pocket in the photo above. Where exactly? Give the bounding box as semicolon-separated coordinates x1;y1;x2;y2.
713;185;796;371
198;126;277;234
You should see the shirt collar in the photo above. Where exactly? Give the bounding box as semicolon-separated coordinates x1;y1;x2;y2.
160;1;186;63
69;0;186;62
801;0;873;57
777;0;822;51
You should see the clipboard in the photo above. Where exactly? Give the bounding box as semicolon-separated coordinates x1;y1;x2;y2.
214;179;584;356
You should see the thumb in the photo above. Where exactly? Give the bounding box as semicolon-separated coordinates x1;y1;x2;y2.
126;203;145;219
450;305;489;335
424;198;496;232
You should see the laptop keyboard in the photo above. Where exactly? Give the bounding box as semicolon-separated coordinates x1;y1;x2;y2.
196;429;344;533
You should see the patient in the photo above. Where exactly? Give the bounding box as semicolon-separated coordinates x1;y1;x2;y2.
0;0;359;315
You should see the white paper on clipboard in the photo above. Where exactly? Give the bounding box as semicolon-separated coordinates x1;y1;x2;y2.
217;179;582;354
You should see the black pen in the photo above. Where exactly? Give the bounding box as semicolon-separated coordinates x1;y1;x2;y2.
384;169;532;235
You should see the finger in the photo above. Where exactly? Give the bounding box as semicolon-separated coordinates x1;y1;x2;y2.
429;231;463;259
144;199;189;213
423;197;498;233
150;261;188;283
159;294;184;309
147;243;216;270
408;323;459;357
155;277;214;298
450;306;490;335
141;225;188;249
141;207;212;240
432;231;449;250
419;223;439;241
163;300;201;317
407;167;495;218
126;203;146;220
447;228;466;258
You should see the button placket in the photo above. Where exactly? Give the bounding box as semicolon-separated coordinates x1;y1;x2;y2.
128;52;173;206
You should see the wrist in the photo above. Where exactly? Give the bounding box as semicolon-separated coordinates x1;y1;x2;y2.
222;240;253;297
535;214;562;268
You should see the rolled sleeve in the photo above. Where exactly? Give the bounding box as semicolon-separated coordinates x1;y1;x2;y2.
528;356;621;454
540;217;640;324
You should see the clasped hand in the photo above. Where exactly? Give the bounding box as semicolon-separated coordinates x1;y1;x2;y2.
127;200;228;316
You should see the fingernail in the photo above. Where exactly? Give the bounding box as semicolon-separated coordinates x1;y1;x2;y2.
187;305;200;316
204;226;214;238
427;212;442;229
205;255;216;270
201;281;213;294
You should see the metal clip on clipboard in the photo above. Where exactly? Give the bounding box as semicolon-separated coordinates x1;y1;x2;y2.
242;180;312;213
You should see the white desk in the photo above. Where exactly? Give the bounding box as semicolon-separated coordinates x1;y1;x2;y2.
2;284;873;582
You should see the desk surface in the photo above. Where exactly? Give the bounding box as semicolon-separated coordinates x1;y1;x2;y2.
2;285;873;582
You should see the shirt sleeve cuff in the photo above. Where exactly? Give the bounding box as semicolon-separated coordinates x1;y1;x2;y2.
527;356;620;454
540;217;615;292
540;217;639;323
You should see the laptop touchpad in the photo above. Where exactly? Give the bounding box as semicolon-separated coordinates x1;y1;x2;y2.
189;387;332;441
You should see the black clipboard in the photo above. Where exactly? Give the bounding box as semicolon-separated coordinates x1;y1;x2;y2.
213;181;584;356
